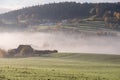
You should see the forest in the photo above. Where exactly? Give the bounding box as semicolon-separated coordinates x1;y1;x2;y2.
0;2;120;29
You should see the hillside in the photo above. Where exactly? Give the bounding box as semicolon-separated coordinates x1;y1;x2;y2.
0;53;120;80
41;53;120;64
0;2;120;29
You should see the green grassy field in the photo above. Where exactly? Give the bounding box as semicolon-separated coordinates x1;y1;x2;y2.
62;21;110;31
0;53;120;80
30;21;105;31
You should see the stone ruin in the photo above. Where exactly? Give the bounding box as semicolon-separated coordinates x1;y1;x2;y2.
7;45;58;57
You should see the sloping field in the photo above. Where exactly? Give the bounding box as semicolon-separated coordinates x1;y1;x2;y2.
32;21;119;38
41;53;120;64
63;21;106;31
0;53;120;80
30;21;111;31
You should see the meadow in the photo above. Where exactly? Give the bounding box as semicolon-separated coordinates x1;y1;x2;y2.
0;53;120;80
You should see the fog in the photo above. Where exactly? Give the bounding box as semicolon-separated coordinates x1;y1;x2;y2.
0;31;120;54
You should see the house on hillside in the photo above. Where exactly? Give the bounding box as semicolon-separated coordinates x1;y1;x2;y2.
16;45;34;56
7;45;58;57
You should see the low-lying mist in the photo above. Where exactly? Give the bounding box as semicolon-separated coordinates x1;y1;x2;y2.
0;30;120;54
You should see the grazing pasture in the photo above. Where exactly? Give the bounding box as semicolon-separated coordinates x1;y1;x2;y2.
0;53;120;80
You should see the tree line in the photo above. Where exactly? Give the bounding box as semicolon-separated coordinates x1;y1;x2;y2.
0;2;120;28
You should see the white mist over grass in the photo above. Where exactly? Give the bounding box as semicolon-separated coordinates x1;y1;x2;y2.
0;31;120;54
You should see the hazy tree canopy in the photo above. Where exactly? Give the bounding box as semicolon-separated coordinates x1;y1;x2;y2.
0;2;120;29
0;2;120;21
0;2;96;21
0;48;7;57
